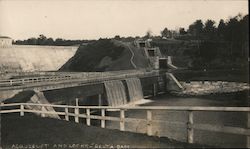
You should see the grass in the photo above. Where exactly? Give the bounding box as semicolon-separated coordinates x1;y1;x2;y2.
60;39;151;72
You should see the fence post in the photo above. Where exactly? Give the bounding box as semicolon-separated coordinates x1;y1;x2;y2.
65;107;69;121
86;108;91;126
22;79;25;84
98;94;102;106
10;80;13;85
120;109;125;131
20;104;24;116
187;111;194;144
41;106;46;117
147;110;152;136
153;83;157;96
75;98;79;123
247;111;250;148
101;109;105;128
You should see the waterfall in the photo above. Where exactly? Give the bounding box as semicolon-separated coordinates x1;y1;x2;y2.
104;80;127;106
126;78;144;102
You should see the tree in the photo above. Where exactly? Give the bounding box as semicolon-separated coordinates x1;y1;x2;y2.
217;19;226;38
45;38;54;45
27;38;37;45
179;28;187;35
203;19;216;40
37;34;47;45
55;38;63;46
161;28;171;38
114;35;120;40
188;20;204;38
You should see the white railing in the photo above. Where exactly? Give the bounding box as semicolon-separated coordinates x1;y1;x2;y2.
0;70;159;89
0;75;73;86
0;102;249;147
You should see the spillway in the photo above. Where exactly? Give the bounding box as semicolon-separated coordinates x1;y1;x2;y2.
125;78;144;102
104;80;127;106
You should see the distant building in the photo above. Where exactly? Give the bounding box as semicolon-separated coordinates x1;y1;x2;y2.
0;36;12;48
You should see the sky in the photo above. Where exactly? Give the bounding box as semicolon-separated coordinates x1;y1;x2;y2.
0;0;248;40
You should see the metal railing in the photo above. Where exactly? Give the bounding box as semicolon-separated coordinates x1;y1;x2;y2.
0;102;249;147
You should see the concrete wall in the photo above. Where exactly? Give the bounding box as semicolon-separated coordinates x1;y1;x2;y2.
0;45;77;72
0;38;12;48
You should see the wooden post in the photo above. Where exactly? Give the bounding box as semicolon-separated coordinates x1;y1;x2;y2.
120;109;125;131
86;108;91;126
75;98;79;106
41;106;46;117
20;104;24;116
10;80;13;85
164;77;168;92
247;112;250;148
98;94;102;106
187;111;194;144
22;79;25;84
65;107;69;121
101;109;105;128
74;107;79;123
75;98;79;123
153;83;157;96
147;110;152;136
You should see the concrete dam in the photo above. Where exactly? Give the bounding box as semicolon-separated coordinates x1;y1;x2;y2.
1;38;248;148
0;44;77;72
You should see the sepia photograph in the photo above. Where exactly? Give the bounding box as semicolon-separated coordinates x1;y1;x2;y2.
0;0;249;148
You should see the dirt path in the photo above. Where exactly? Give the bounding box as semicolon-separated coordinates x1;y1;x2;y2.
126;44;137;69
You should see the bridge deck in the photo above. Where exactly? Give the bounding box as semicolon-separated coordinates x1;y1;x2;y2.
0;70;160;91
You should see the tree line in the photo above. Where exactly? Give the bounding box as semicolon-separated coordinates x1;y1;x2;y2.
158;14;249;69
14;34;94;46
160;14;248;42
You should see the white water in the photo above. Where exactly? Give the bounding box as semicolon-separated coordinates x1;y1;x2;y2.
104;80;127;106
125;78;144;102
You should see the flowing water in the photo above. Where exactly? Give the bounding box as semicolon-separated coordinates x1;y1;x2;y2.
125;78;144;102
104;80;127;106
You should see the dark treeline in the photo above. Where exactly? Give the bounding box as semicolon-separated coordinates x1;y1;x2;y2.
185;14;248;42
188;14;248;69
14;34;95;46
155;14;249;69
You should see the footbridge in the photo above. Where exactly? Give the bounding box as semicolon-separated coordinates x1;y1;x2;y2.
0;70;159;91
0;70;174;101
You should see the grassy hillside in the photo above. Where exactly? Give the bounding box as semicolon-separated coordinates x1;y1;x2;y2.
60;39;151;72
